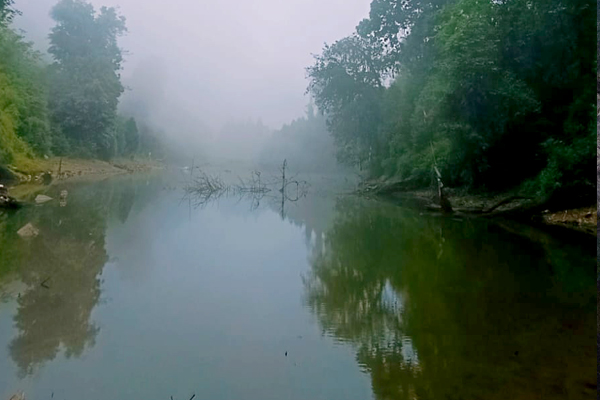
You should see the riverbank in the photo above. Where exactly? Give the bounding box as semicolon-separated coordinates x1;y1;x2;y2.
359;181;597;235
1;157;163;200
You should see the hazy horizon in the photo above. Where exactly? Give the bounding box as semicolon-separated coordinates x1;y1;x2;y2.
13;0;371;135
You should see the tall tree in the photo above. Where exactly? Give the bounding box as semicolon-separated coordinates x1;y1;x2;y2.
47;0;127;159
309;0;595;200
306;34;385;168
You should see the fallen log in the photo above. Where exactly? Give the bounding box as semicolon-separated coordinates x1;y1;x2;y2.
482;195;532;214
357;176;421;195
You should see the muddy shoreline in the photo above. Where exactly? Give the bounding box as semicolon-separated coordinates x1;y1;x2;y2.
2;157;163;201
361;186;596;236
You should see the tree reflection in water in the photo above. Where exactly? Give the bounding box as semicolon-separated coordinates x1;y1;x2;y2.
0;178;147;377
304;197;596;400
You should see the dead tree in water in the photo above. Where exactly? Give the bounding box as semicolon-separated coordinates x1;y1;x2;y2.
431;143;453;214
183;159;308;212
434;166;453;213
280;159;287;217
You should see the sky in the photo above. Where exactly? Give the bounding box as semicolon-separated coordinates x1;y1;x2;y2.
13;0;371;133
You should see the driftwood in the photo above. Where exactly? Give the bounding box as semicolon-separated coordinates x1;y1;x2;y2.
358;176;420;195
482;195;532;214
424;196;534;217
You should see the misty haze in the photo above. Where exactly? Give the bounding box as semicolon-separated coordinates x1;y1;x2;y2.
0;0;596;399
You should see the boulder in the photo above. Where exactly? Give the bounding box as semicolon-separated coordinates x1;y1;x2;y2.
17;223;39;238
35;194;53;204
9;392;25;400
60;190;68;207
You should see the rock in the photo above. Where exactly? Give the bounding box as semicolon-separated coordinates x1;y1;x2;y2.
17;223;39;238
9;391;25;400
60;190;68;207
35;194;53;204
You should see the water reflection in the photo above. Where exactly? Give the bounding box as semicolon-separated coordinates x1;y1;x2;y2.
0;176;159;378
0;174;595;399
303;197;596;400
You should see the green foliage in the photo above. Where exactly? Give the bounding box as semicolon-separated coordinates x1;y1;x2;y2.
308;0;595;200
0;0;149;169
306;34;385;168
0;69;32;164
48;0;127;160
0;0;20;26
0;28;53;154
0;24;50;164
114;115;139;156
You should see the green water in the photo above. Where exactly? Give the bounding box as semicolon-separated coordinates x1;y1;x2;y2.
0;173;596;399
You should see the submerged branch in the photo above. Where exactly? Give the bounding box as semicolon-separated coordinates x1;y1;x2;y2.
182;161;309;212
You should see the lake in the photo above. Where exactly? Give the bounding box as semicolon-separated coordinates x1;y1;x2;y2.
0;170;596;399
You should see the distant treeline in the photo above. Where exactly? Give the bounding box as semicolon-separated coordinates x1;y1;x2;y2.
0;0;164;167
258;104;341;172
307;0;595;201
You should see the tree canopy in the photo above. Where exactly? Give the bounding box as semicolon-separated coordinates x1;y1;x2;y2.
0;0;151;167
307;0;595;201
48;0;127;159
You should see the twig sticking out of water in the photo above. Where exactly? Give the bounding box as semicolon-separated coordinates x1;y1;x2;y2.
183;171;228;208
41;277;50;289
182;161;309;212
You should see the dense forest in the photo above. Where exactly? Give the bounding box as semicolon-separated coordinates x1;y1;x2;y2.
0;0;163;169
307;0;595;204
1;0;595;206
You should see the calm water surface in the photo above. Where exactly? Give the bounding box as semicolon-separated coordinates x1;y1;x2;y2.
0;172;596;399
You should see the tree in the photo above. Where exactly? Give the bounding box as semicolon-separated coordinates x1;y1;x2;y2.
356;0;456;74
410;0;540;187
0;16;52;161
309;0;595;201
47;0;127;159
0;0;20;26
114;115;138;156
306;34;385;169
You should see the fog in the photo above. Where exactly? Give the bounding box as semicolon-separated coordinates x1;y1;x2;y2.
13;0;370;162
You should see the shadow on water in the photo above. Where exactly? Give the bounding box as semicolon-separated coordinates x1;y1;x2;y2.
303;196;597;400
0;176;158;378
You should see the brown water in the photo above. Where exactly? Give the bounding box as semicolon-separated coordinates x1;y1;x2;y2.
0;172;596;399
